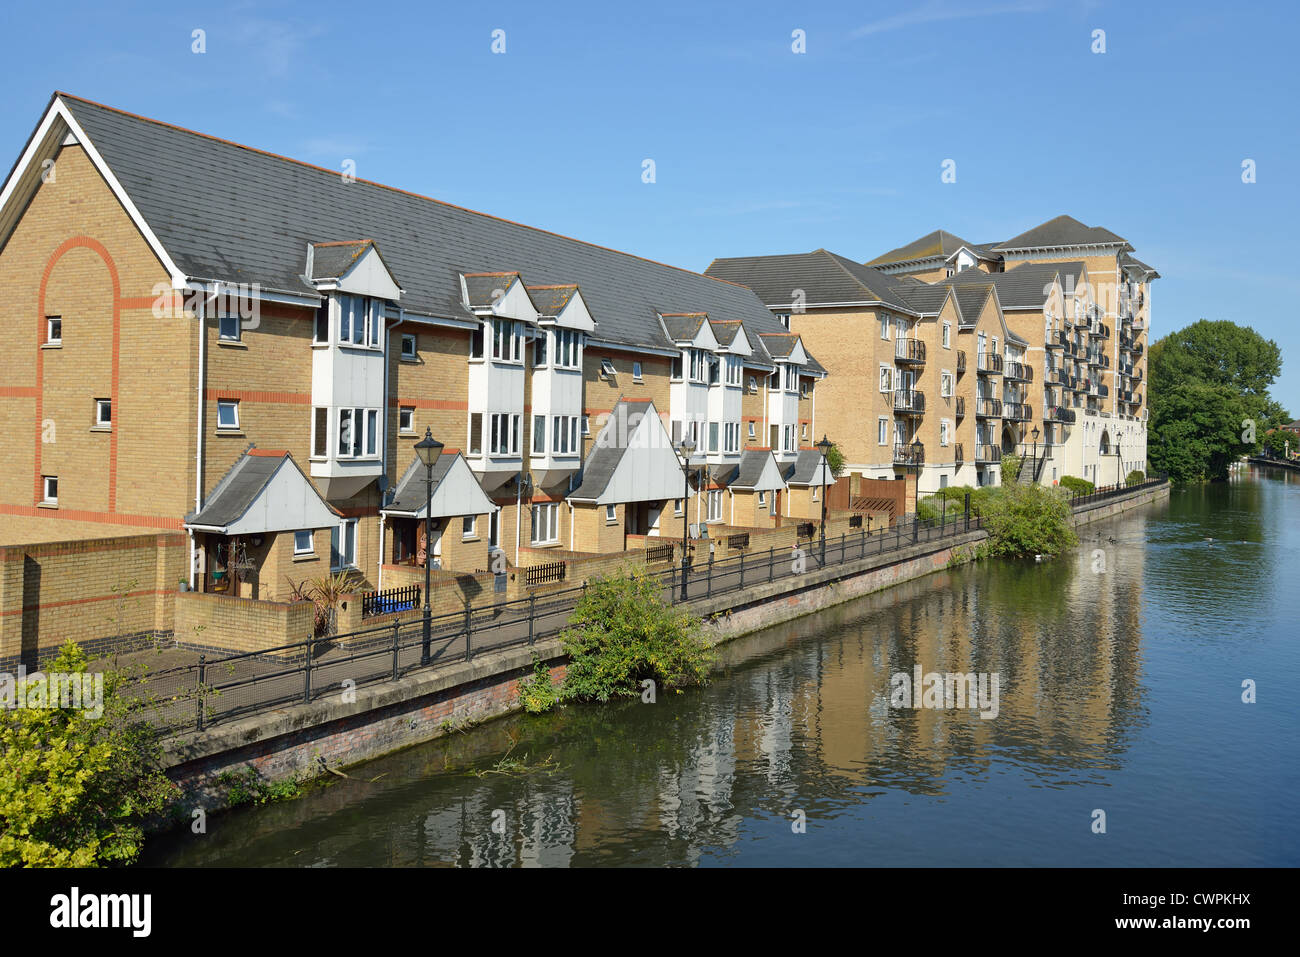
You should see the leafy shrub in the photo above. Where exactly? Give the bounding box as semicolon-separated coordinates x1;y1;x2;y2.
1125;469;1146;485
218;766;302;806
0;641;178;866
516;657;559;714
1058;475;1095;496
1000;452;1022;486
559;568;715;703
977;483;1078;558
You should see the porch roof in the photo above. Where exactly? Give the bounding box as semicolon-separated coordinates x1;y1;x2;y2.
382;450;496;519
185;448;339;535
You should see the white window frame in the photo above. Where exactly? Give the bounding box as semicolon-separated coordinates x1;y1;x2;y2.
46;316;62;344
336;407;381;459
399;407;415;434
337;294;383;350
940;419;951;447
748;421;756;439
605;504;617;524
941;371;953;398
462;515;477;540
42;475;58;505
94;398;111;429
757;490;767;509
879;365;892;394
707;490;723;522
217;312;241;342
293;530;314;555
880;315;890;340
530;503;560;545
878;417;889;446
488;413;520;456
400;332;417;359
674;498;684;516
331;519;358;570
216;399;240;431
942;321;951;349
748;375;758;393
632;360;643;381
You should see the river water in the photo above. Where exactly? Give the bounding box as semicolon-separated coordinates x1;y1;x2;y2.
147;466;1300;867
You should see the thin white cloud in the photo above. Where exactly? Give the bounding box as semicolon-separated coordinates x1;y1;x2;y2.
852;0;1051;38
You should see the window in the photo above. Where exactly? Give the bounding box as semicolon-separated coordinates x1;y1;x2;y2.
335;408;380;458
551;415;579;455
42;475;57;505
671;353;683;380
757;491;767;509
488;413;520;455
880;315;890;340
748;375;758;393
94;398;111;429
399;407;415;433
530;503;559;544
554;329;581;369
784;425;794;452
709;422;719;453
777;313;791;330
313;408;329;456
941;372;953;398
314;303;329;343
293;530;314;555
331;519;357;569
400;333;417;359
605;504;617;524
462;516;477;540
878;417;889;445
470;323;485;359
632;360;643;381
940;419;951;447
600;358;617;379
879;365;892;393
688;349;708;383
942;321;951;348
46;317;62;344
581;415;590;435
533;330;548;367
337;294;382;348
216;399;239;431
491;319;522;362
469;413;483;455
218;313;241;341
707;490;723;522
800;424;808;440
533;415;546;454
674;499;683;516
748;421;756;439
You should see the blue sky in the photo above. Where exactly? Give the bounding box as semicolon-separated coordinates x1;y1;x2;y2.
2;0;1297;408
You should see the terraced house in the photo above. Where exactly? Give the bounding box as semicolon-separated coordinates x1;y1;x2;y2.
707;215;1156;493
0;92;833;655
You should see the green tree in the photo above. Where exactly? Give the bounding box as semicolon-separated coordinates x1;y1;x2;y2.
0;642;178;866
976;484;1078;559
1148;320;1287;482
559;568;714;704
825;443;846;478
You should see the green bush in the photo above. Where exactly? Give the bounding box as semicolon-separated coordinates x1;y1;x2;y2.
1058;475;1095;496
977;483;1079;559
1000;452;1022;486
0;641;178;866
516;656;559;714
1125;469;1146;485
559;568;715;704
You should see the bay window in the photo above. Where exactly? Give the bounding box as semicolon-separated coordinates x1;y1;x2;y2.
488;413;520;456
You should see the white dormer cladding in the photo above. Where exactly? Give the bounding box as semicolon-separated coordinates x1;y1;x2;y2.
705;320;752;464
528;286;594;488
760;334;808;460
307;243;403;500
662;314;720;452
463;272;540;492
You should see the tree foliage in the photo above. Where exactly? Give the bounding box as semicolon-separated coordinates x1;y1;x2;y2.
559;568;715;704
1148;320;1288;482
0;642;178;867
975;484;1078;559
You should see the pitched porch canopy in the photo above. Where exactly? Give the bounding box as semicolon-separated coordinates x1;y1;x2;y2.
784;448;835;488
720;448;787;492
568;399;691;505
381;449;496;519
185;448;340;534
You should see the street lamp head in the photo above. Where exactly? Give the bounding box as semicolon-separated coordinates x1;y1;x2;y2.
679;438;695;458
414;428;443;468
1031;426;1040;442
816;434;833;458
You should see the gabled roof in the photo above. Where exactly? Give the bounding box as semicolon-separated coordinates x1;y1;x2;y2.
1119;251;1161;280
462;272;524;310
568;399;686;505
993;215;1131;252
952;284;995;329
185;448;339;533
309;240;383;281
719;448;786;491
867;230;1000;268
16;93;797;358
526;284;579;317
661;312;708;342
705;248;914;312
383;450;495;518
945;260;1087;311
890;280;953;315
784;449;834;486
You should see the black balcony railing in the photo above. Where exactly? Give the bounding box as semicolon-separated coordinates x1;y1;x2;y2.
953;442;964;463
955;395;966;418
893;442;924;466
1098;383;1109;397
977;352;1003;374
975;397;1002;418
1004;360;1033;382
893;389;926;414
1003;402;1031;421
1090;322;1110;339
957;350;967;374
895;338;926;364
975;444;1002;463
1048;367;1068;387
1047;405;1077;424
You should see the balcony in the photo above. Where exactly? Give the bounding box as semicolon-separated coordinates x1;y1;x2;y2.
975;397;1002;418
1047;367;1068;388
977;352;1003;375
893;389;926;414
1003;360;1033;382
1003;402;1031;421
895;338;926;364
954;395;966;418
1086;350;1102;367
975;444;1001;464
1089;322;1110;340
893;442;924;466
1047;405;1077;424
1098;383;1109;397
953;442;964;463
957;350;967;374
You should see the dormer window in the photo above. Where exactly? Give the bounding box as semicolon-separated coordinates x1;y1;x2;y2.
337;294;384;348
491;318;522;362
554;329;581;369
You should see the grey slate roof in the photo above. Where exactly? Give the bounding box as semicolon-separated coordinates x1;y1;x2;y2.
56;93;798;361
867;230;1000;267
526;284;579;317
463;273;523;310
890;280;952;315
705;248;913;312
310;240;383;282
568;399;657;501
709;319;744;346
758;333;798;359
717;449;777;489
1119;251;1161;279
385;452;459;514
661;313;707;342
993;215;1130;252
784;448;830;485
185;447;332;528
953;284;994;328
946;260;1087;310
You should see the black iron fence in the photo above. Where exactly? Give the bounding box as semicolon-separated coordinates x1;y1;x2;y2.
361;584;420;619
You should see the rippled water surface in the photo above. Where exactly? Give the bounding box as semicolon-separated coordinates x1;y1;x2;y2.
147;467;1300;866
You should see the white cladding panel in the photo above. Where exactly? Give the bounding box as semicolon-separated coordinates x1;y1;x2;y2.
336;247;401;301
312;344;385;409
226;461;338;535
597;409;688;505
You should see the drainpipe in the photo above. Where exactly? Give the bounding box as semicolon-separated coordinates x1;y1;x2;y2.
190;282;210;590
378;313;400;590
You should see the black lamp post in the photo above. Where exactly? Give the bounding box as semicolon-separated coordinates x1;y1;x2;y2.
414;428;443;663
910;437;923;542
816;434;833;566
676;439;695;601
1031;425;1040;484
